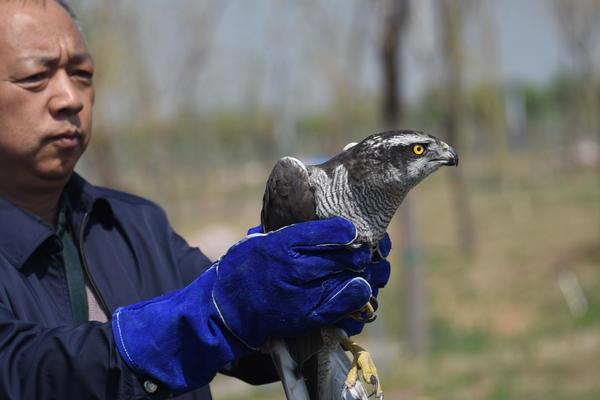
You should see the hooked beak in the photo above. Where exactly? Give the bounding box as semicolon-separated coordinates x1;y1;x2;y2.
436;142;459;167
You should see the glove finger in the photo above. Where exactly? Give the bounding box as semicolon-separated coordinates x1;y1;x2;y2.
312;277;371;326
376;233;392;259
247;224;264;235
371;287;379;298
336;318;364;336
278;217;357;247
292;245;372;279
366;259;391;289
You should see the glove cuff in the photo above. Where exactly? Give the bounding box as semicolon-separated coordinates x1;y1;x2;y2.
112;266;251;393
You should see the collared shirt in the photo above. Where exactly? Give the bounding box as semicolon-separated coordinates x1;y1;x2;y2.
0;173;276;399
0;174;215;398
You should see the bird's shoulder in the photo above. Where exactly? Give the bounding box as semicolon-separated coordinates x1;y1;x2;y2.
261;156;318;231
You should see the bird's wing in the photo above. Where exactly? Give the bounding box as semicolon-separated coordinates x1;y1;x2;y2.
261;157;322;366
261;157;326;399
261;156;318;231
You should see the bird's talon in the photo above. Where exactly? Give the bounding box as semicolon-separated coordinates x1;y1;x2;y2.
369;296;379;312
364;314;377;323
367;377;383;400
350;300;378;322
341;337;383;399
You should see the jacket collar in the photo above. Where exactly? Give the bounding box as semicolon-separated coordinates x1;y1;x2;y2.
0;173;113;269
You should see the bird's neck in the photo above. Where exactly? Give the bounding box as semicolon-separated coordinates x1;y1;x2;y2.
309;166;407;245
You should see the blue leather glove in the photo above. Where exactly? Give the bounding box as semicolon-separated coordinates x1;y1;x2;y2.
248;225;393;336
112;217;372;394
214;217;372;348
336;233;392;336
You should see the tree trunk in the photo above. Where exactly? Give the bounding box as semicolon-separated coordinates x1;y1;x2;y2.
379;0;428;355
439;0;477;257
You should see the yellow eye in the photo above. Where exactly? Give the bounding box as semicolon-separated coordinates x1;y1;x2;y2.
412;144;426;155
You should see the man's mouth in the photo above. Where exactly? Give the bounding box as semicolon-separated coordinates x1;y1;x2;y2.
47;131;82;148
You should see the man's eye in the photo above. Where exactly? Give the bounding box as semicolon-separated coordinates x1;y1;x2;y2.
19;73;47;83
73;70;94;83
75;70;93;78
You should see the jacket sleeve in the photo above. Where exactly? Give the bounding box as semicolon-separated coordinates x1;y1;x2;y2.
219;354;280;385
0;304;162;399
168;228;280;386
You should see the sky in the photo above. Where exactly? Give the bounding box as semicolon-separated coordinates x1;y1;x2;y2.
200;0;564;109
77;0;570;118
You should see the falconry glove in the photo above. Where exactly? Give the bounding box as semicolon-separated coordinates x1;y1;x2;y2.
213;216;373;348
112;217;373;394
246;225;391;337
337;233;392;336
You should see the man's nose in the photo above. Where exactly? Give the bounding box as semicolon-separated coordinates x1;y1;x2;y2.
48;72;84;117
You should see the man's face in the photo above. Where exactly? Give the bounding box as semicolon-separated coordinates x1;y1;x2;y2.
0;1;94;190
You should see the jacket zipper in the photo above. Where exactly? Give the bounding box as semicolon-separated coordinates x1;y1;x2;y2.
78;212;111;318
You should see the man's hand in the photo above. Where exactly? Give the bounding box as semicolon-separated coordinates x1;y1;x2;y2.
248;224;392;337
337;233;392;336
112;217;373;394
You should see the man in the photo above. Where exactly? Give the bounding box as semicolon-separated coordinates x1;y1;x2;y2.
0;1;391;399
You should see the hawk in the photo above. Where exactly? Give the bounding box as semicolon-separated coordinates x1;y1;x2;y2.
261;130;458;399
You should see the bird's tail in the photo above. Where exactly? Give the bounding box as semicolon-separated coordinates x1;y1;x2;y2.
269;338;311;399
269;334;370;400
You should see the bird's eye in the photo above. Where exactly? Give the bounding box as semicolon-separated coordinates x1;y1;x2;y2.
412;144;426;155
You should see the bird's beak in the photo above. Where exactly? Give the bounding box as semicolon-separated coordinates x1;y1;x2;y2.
431;142;458;166
438;142;459;167
446;146;459;166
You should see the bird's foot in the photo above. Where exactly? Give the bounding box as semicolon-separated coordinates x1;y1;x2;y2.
350;296;378;323
341;337;383;399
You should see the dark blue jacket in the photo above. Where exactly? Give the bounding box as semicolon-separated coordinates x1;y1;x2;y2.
0;174;276;399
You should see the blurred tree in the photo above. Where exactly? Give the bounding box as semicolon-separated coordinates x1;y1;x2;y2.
378;0;429;355
76;0;122;187
439;0;477;257
479;5;508;179
301;0;376;152
380;0;408;128
551;0;600;153
173;2;227;115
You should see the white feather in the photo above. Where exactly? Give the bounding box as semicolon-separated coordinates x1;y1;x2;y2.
343;142;358;151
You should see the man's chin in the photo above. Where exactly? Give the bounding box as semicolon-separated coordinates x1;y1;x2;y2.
33;167;75;186
34;155;82;183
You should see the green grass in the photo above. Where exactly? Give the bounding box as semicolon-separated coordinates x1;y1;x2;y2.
430;318;492;354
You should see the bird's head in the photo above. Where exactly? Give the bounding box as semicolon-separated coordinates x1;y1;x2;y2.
342;130;458;190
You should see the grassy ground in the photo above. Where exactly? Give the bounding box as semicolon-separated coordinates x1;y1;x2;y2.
151;152;599;399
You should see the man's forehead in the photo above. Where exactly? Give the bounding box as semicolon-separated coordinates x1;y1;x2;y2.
0;0;69;11
0;0;65;16
0;0;88;61
0;0;80;32
16;52;93;66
